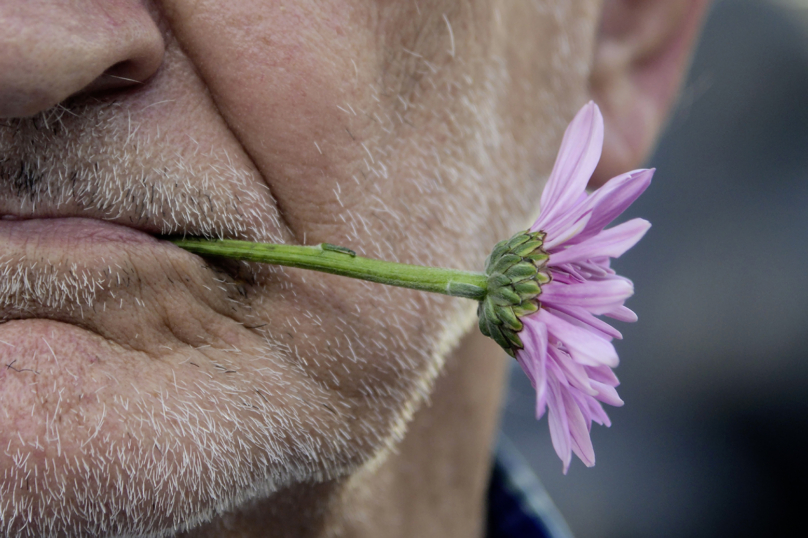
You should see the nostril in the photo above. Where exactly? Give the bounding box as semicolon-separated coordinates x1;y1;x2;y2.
81;61;149;96
0;3;165;118
105;61;145;85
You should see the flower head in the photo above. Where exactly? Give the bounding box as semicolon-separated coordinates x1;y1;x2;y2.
481;102;653;472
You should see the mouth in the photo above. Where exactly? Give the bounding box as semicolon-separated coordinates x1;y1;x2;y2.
3;211;259;284
0;214;266;340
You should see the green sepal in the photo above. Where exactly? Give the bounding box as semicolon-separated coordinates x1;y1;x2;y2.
505;262;538;282
483;297;501;326
513;280;541;299
487;323;513;352
486;241;511;271
490;286;522;306
489;253;522;275
478;304;491;337
506;233;532;250
497;306;523;332
526;252;549;265
503;328;524;350
513;240;545;258
512;301;539;317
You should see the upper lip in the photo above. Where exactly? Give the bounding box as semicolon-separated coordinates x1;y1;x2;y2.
0;109;285;244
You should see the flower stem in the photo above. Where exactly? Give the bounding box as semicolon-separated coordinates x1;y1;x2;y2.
169;238;488;301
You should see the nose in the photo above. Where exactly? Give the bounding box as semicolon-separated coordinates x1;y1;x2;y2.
0;1;165;118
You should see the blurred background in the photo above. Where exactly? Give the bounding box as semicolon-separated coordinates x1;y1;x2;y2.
501;0;808;536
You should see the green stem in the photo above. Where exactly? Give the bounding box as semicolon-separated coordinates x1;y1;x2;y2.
169;238;488;301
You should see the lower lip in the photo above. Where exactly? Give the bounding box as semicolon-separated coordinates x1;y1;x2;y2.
0;217;160;246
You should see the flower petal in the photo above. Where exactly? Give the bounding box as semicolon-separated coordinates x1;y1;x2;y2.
548;346;597;396
516;317;549;418
566;391;596;467
542;211;593;251
531;102;604;232
548;218;651;266
572;168;654;245
541;278;634;315
546;378;573;473
604;305;638;322
583;397;612;427
591;381;624;407
546;304;623;340
539;168;652;249
538;309;618;367
586;364;620;386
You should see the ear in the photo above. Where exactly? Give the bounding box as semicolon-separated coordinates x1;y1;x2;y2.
590;0;712;186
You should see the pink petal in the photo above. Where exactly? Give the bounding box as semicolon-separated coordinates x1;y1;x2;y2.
531;102;604;232
548;218;651;266
576;258;615;277
550;267;586;285
540;168;652;250
516;317;549;418
542;211;593;251
541;278;634;315
546;304;623;340
572;168;654;245
565;391;596;467
583;397;612;427
539;310;619;368
546;378;573;473
548;346;597;396
585;364;621;386
591;381;624;407
604;305;638;322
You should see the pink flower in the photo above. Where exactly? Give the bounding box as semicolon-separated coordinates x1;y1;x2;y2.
519;102;653;472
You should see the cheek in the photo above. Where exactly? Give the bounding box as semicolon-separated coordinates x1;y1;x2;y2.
162;0;485;250
164;0;380;224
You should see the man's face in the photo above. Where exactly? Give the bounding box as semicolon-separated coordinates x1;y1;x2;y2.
0;1;598;535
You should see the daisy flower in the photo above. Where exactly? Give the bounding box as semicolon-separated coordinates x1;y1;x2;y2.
171;101;651;473
478;102;653;472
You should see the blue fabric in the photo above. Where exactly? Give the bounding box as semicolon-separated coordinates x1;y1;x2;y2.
486;437;574;538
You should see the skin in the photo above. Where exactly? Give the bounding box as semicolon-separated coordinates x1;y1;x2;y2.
0;1;710;536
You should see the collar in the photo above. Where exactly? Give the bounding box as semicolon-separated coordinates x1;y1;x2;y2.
486;436;574;538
